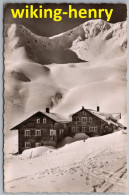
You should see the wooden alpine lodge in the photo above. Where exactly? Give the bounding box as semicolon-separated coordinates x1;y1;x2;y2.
11;106;125;153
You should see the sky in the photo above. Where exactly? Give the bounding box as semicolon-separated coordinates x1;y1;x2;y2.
4;3;127;37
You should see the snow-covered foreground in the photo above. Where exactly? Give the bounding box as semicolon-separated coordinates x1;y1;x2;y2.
4;130;127;193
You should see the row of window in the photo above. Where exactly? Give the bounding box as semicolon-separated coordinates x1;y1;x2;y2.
72;126;98;132
37;116;92;124
24;129;64;136
82;127;88;131
25;130;42;136
74;117;92;122
72;127;79;132
50;129;64;136
89;127;97;132
37;118;46;124
25;142;41;148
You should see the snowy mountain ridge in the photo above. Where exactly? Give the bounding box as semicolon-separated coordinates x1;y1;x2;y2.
4;19;127;134
5;19;127;63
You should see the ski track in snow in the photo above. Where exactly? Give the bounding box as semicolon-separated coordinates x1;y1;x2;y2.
4;131;127;193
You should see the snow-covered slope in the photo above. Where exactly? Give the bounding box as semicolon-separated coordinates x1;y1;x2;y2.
4;130;127;193
4;19;127;135
72;20;127;61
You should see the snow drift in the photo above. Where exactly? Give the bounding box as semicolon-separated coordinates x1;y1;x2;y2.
58;133;89;147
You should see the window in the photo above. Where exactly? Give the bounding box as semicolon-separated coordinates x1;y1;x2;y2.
89;127;97;132
50;130;56;136
82;117;87;122
25;142;31;148
37;118;40;124
89;117;92;122
54;130;56;136
35;130;41;136
24;130;31;136
35;142;41;147
43;118;46;123
89;127;93;132
72;127;78;132
82;127;86;132
59;129;64;135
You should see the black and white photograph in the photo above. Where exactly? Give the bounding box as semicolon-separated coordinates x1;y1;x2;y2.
4;3;127;193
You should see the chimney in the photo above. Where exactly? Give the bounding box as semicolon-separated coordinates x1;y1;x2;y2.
46;108;50;113
97;106;100;112
82;106;84;109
